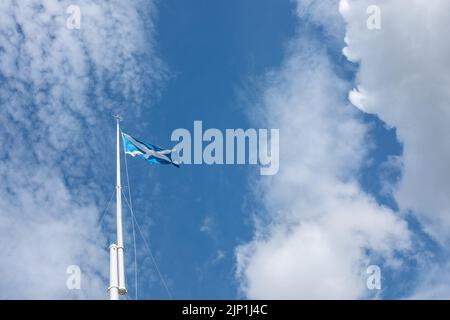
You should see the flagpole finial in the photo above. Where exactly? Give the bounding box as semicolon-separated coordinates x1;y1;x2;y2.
113;114;122;122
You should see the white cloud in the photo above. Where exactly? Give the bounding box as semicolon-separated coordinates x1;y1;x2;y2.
236;1;410;299
0;0;162;298
200;215;216;235
212;250;225;264
408;263;450;300
340;0;450;244
296;0;345;42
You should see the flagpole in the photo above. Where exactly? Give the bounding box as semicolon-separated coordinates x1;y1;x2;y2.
109;243;119;300
109;115;127;300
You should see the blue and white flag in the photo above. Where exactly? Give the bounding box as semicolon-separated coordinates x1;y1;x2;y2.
122;132;180;168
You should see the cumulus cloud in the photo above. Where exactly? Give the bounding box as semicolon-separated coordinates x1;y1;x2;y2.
340;0;450;243
236;0;410;299
338;0;450;299
0;0;162;298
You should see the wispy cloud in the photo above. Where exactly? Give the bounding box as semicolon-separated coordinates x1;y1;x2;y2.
0;0;163;298
200;215;216;236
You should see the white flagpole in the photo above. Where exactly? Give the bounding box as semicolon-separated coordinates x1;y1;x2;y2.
109;244;119;300
109;115;127;300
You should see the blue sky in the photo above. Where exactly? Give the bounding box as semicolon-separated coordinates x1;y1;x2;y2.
115;0;406;299
1;0;450;300
117;0;298;299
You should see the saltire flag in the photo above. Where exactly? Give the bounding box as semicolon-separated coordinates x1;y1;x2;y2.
122;132;180;168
